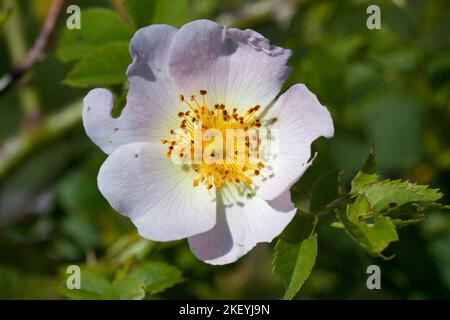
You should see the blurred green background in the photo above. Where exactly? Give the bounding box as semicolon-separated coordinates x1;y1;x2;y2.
0;0;449;299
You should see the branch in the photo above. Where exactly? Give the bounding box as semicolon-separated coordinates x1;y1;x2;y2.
0;0;65;96
0;99;82;178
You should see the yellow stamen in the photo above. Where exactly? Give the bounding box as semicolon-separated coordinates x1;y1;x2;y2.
161;90;270;190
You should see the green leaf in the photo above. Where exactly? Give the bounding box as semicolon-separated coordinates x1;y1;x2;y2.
130;262;184;294
57;8;131;62
273;213;318;299
123;0;156;29
361;216;398;256
64;42;131;88
351;147;443;213
59;265;146;300
362;180;442;212
351;146;378;193
59;267;110;300
336;197;398;259
310;170;342;214
337;147;445;258
103;277;145;300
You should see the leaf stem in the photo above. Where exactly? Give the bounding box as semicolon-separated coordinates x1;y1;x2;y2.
316;194;352;218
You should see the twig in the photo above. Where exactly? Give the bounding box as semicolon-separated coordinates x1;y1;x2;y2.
0;0;65;97
0;99;82;178
2;0;40;113
316;195;352;218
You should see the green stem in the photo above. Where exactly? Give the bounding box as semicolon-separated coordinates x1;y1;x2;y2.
2;0;40;114
0;99;82;178
316;194;352;218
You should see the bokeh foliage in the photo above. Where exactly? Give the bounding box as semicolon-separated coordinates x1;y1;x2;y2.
0;0;449;299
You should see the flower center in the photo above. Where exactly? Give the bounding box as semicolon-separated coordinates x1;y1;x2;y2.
161;90;272;190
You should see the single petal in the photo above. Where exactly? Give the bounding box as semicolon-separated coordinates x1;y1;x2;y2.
98;142;216;241
82;88;117;154
82;25;180;154
225;28;292;110
255;84;334;201
168;20;291;112
188;188;296;265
